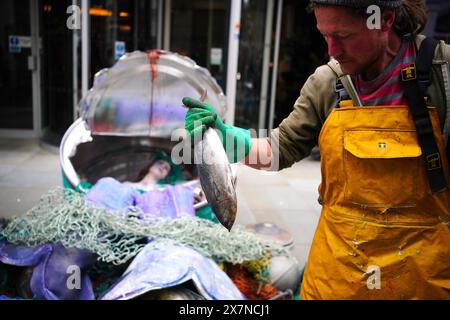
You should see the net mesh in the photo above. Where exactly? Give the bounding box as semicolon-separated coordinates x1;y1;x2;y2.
0;188;290;266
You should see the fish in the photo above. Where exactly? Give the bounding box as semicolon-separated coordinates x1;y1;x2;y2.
193;127;237;231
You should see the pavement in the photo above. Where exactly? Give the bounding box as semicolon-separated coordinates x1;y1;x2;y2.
0;137;322;268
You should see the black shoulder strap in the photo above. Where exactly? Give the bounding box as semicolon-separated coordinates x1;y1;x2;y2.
402;37;447;194
334;79;350;108
416;37;438;93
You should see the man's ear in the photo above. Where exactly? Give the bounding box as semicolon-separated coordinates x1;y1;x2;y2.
381;9;396;32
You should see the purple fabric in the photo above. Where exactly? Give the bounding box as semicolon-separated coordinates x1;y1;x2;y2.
85;177;196;219
85;177;139;211
0;240;52;266
0;240;96;300
100;243;246;300
114;98;150;129
134;184;195;219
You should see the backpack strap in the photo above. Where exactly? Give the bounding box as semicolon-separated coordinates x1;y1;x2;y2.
327;59;362;107
402;37;447;194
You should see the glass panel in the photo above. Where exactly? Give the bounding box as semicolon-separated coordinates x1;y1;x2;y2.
90;0;160;85
40;0;76;145
434;10;450;42
170;0;228;89
135;0;159;50
436;11;450;33
272;0;327;128
0;0;32;129
234;0;267;129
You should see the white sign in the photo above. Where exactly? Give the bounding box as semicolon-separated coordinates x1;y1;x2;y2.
115;41;126;60
9;35;32;53
210;48;223;66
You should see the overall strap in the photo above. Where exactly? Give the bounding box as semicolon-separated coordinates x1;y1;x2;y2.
327;60;362;107
402;37;448;194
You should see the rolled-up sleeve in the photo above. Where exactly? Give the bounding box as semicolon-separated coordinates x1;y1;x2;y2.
268;65;337;171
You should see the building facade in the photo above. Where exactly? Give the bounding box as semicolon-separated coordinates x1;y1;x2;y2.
0;0;448;146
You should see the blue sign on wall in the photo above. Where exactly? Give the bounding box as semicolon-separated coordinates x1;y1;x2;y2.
9;36;21;53
115;41;126;60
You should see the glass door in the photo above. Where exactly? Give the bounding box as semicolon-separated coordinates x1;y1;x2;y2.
89;0;161;85
270;0;327;128
0;0;33;130
170;0;229;89
233;0;269;129
40;0;77;145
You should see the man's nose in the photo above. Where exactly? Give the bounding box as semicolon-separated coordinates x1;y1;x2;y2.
327;38;344;58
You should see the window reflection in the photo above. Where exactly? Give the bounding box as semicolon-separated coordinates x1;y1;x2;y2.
272;0;327;128
170;0;228;89
0;0;32;129
90;0;159;86
234;0;266;129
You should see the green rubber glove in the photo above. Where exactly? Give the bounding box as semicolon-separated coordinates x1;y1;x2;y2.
183;97;252;163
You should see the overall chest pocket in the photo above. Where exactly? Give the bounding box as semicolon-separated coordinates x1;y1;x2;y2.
343;129;422;208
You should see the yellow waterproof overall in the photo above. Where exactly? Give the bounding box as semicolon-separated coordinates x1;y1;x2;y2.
300;104;450;299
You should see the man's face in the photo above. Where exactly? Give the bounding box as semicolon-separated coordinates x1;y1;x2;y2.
314;6;388;75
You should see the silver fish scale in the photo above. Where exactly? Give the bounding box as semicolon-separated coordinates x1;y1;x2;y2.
194;128;237;231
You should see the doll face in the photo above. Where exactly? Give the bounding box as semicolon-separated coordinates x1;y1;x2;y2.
149;160;171;180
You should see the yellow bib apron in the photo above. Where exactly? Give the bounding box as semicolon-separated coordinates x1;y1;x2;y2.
300;104;450;299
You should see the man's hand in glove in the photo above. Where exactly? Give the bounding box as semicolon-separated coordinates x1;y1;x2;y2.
183;97;252;163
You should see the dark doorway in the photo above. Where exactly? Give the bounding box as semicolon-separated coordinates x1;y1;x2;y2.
272;0;328;128
40;0;75;145
170;0;229;89
0;0;33;129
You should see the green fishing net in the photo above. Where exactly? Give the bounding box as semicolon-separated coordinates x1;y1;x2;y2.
0;188;289;266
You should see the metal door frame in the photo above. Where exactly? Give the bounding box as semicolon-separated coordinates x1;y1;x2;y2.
81;0;89;99
258;0;275;129
225;0;241;125
267;0;283;131
163;0;171;50
225;0;283;129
